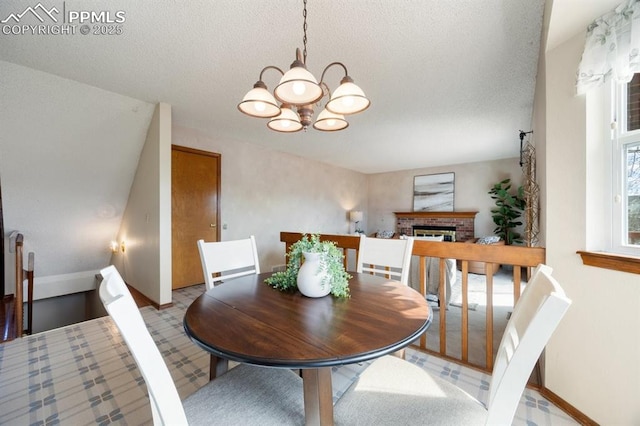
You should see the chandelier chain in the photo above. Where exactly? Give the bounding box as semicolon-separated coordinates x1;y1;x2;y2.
302;0;308;64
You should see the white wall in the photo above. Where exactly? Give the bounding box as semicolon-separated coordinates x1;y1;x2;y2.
367;158;524;238
111;103;172;305
0;61;153;298
542;24;640;426
172;126;368;270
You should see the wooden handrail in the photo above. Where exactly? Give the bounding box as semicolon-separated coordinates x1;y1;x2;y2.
9;232;35;337
279;232;546;372
25;252;34;335
11;232;24;337
280;232;545;266
280;232;361;270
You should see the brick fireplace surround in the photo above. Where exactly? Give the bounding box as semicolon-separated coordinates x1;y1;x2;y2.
394;211;478;242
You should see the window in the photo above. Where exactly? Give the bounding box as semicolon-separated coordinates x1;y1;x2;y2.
613;75;640;255
625;144;640;244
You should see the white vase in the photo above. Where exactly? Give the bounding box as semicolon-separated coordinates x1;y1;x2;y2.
297;252;331;298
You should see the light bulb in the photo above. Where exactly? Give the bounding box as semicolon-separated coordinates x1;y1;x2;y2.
254;101;266;112
342;96;355;107
292;81;306;95
327;119;336;127
282;120;290;128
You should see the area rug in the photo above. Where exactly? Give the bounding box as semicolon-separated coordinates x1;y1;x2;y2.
0;280;576;426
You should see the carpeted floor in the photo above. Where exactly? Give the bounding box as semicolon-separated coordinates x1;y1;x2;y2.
425;268;520;369
449;267;518;309
0;282;578;425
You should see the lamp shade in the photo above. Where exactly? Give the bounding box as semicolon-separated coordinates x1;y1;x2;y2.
238;86;281;118
325;81;370;115
267;105;303;132
274;66;323;105
313;108;349;132
350;211;363;222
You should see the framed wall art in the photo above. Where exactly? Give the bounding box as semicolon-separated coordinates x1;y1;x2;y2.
413;172;455;211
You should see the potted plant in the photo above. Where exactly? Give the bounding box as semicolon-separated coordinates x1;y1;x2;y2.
488;178;526;245
265;233;351;298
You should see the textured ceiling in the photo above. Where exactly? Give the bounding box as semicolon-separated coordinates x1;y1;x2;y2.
0;0;547;173
547;0;622;52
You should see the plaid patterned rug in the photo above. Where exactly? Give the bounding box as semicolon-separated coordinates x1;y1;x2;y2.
0;283;577;426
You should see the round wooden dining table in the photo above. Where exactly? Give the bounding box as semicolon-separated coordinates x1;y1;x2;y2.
183;272;432;426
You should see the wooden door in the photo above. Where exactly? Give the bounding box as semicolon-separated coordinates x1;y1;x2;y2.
171;146;220;289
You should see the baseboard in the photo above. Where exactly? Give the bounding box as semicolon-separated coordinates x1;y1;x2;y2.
125;283;153;308
539;387;598;425
157;301;173;310
122;281;173;311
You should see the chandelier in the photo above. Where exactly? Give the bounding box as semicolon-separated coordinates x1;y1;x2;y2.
237;0;370;133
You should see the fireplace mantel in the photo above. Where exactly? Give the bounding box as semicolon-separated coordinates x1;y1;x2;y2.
394;211;478;241
394;211;478;219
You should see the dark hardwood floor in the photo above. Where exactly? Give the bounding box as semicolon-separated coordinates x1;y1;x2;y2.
0;284;162;344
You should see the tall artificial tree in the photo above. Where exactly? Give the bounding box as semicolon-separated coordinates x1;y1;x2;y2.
488;178;526;245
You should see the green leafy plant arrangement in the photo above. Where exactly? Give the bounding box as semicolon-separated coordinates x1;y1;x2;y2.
265;233;351;298
488;178;526;245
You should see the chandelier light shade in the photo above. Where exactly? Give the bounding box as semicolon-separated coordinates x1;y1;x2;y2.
326;77;371;115
237;0;370;133
274;58;324;105
237;81;281;118
313;108;348;131
267;104;303;133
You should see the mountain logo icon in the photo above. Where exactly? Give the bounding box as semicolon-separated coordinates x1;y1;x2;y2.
1;3;59;24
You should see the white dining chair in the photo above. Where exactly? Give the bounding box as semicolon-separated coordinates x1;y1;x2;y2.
356;235;414;285
197;235;260;290
335;264;572;425
98;265;304;426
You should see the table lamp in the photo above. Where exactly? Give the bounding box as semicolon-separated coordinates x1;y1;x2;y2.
350;210;364;234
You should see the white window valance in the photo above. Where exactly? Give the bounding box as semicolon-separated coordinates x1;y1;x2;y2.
576;0;640;94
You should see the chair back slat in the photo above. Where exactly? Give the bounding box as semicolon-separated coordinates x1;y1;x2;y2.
356;236;414;285
197;236;260;290
359;266;403;280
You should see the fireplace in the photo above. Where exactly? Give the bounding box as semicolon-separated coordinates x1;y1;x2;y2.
394;211;477;242
413;225;456;242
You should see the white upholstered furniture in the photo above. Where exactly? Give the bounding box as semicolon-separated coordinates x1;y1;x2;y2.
98;265;304;425
356;235;414;285
197;235;260;290
335;264;572;425
413;235;456;307
425;256;456;306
